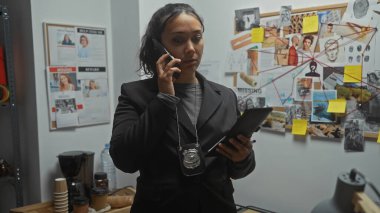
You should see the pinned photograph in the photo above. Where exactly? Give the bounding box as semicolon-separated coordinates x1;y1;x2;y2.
294;77;313;101
367;70;380;87
286;34;301;66
288;11;318;34
344;119;365;152
319;36;345;65
299;35;319;63
318;9;342;38
309;123;344;138
279;6;292;27
235;7;260;32
262;110;287;133
55;97;79;128
311;90;337;123
235;87;265;112
323;67;344;90
294;101;312;120
336;85;379;134
274;38;290;66
82;79;108;98
342;0;377;26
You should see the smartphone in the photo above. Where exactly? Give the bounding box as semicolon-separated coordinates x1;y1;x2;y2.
152;39;180;79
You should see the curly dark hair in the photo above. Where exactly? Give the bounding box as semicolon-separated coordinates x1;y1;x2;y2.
138;3;204;77
303;35;314;45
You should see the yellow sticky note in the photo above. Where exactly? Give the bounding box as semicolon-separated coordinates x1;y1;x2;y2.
344;65;362;83
292;119;308;135
302;15;319;34
327;99;347;113
251;27;264;43
377;131;380;143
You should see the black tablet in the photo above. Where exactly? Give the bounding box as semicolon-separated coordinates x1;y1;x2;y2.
207;107;273;155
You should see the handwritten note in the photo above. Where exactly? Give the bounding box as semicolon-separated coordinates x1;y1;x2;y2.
327;99;347;113
302;15;319;34
251;27;264;43
344;65;362;83
292;119;308;135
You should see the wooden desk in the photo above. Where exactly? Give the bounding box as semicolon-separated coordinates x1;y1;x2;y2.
10;201;131;213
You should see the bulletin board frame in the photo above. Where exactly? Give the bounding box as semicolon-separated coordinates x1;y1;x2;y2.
43;22;111;130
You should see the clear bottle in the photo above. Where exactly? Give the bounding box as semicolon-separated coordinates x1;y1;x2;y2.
100;143;116;191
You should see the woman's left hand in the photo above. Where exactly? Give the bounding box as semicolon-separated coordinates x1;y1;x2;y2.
216;134;253;162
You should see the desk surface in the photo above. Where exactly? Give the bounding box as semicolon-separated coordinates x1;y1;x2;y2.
10;201;131;213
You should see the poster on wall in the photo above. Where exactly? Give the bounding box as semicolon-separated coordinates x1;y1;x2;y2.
44;23;110;130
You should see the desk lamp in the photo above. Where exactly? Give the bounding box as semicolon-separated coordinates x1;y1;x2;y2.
311;168;380;213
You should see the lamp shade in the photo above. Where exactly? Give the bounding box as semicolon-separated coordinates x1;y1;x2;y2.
311;170;366;213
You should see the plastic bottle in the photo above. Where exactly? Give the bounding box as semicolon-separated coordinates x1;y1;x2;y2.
100;143;116;191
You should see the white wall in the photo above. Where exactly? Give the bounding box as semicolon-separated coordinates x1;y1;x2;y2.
110;0;141;188
2;0;379;212
138;0;380;213
29;0;114;201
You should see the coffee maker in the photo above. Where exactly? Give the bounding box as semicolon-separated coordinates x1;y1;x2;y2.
58;151;94;211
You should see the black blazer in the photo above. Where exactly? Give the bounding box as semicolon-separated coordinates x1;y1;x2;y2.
110;73;255;213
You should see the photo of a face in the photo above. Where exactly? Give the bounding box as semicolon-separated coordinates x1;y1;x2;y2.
357;44;362;52
324;39;339;62
279;6;292;27
353;0;369;19
302;35;314;51
342;0;376;26
319;36;344;66
349;46;354;52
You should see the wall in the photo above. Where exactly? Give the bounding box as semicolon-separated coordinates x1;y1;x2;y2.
109;0;141;188
29;0;114;202
138;0;380;213
27;0;144;203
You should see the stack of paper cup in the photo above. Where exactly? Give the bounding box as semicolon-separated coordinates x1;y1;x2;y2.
53;178;68;213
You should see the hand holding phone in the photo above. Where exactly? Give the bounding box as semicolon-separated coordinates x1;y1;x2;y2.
152;39;180;79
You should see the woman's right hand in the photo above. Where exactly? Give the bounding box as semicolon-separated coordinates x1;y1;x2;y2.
156;53;181;96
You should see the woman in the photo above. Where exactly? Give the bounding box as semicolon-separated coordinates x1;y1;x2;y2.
78;35;89;58
86;80;100;97
62;34;74;45
59;74;75;92
110;3;255;213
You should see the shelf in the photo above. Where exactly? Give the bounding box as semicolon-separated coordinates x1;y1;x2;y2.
0;4;24;207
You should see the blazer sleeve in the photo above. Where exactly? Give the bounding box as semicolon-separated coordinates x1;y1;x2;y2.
226;88;256;179
228;151;256;179
109;83;176;173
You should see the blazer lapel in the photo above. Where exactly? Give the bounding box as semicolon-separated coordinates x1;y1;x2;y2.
177;103;196;137
169;74;223;139
196;75;223;130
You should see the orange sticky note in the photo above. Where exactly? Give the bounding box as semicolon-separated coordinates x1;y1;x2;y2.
344;65;362;83
292;119;308;135
251;27;264;43
303;15;319;34
327;99;346;113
